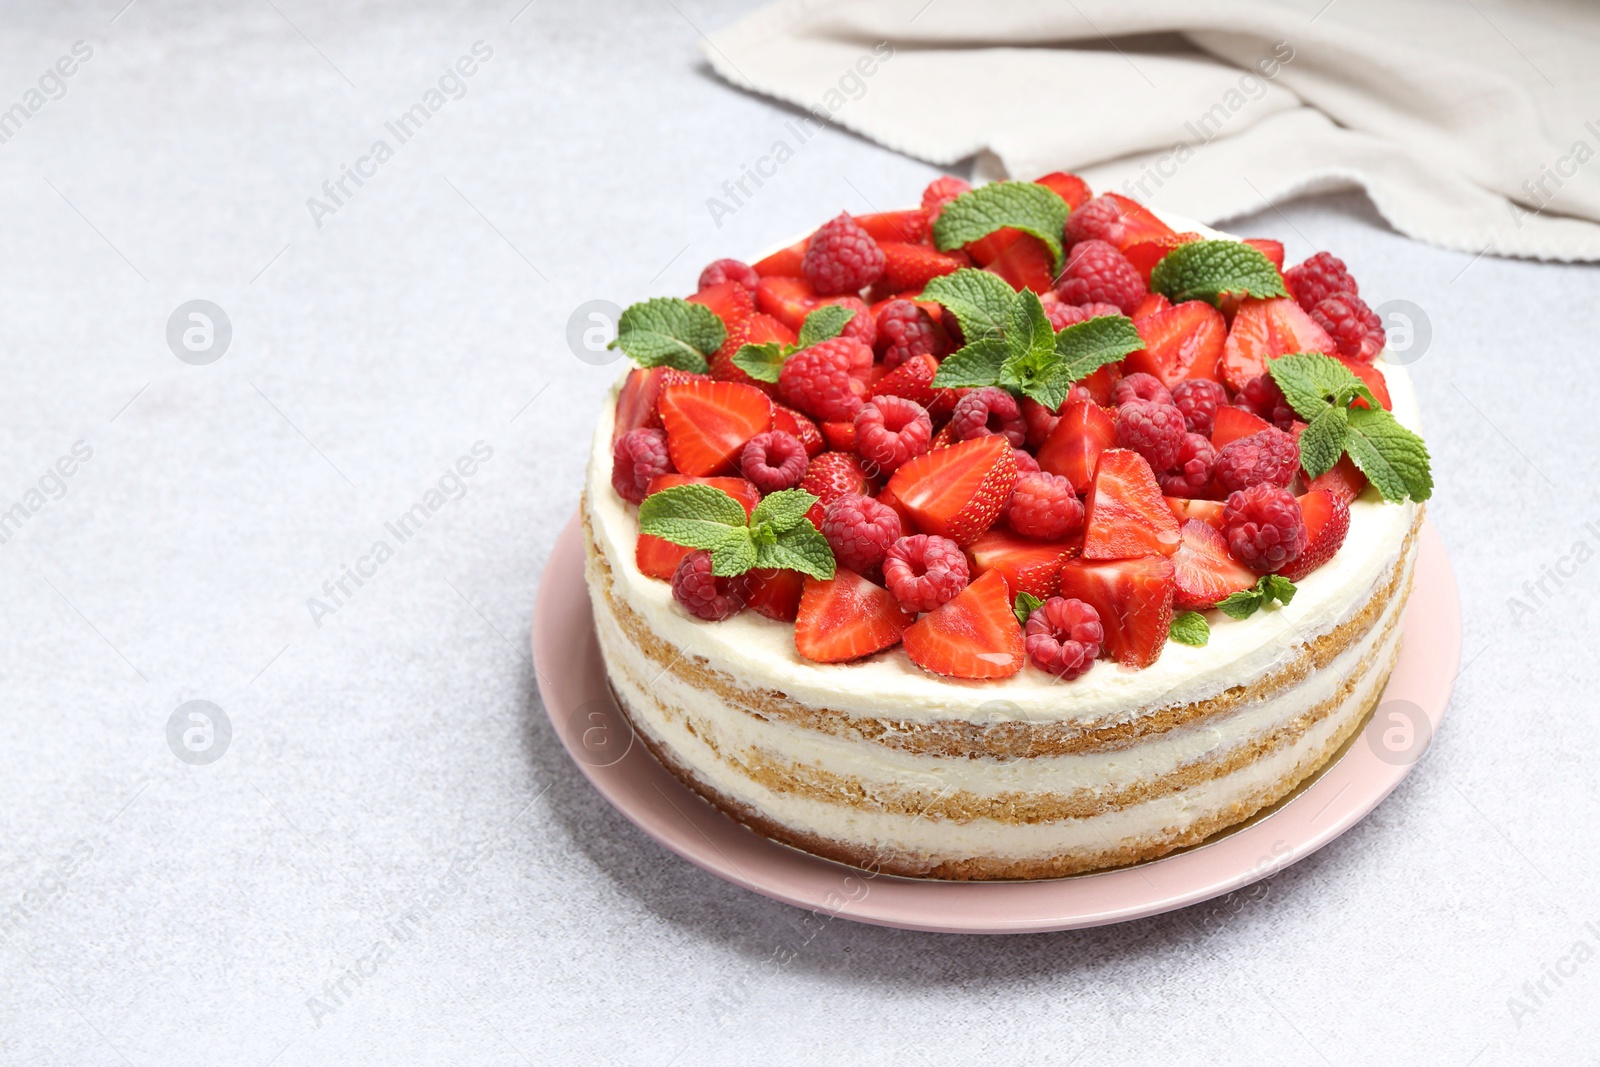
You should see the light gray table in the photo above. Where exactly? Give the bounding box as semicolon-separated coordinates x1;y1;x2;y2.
2;2;1596;1064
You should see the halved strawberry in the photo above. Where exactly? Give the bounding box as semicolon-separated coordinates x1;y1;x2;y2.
879;242;967;292
1036;399;1117;494
1244;238;1285;270
753;240;807;278
870;353;956;416
1079;364;1121;407
1210;405;1272;448
1082;449;1182;559
1308;454;1366;503
964;227;1024;267
1221;297;1336;391
1170;519;1256;609
614;366;707;442
887;434;1019;545
1034;171;1092;209
1166;496;1225;529
746;311;797;347
1058;556;1174;668
634;475;761;580
1279;489;1351;582
756;276;824;333
745;567;806;621
966;527;1077;600
794;569;914;663
821;421;857;453
1101;193;1178;253
1131;292;1171;322
1123;232;1201;284
688;279;754;336
801;451;871;526
1126;299;1225;386
854;209;931;246
902;568;1024;679
773;404;825;457
658;380;773;476
985;233;1055;293
1336;355;1392;411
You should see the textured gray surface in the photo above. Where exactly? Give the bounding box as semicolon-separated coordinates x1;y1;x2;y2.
1;2;1597;1065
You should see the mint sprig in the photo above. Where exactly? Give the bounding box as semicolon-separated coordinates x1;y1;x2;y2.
730;305;856;383
1013;590;1044;627
1218;575;1297;620
1267;352;1432;502
609;297;725;374
1169;611;1210;646
1149;240;1288;306
638;484;835;580
931;181;1071;270
925;270;1144;409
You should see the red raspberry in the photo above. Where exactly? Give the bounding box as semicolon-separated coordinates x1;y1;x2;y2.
1214;428;1300;493
1285;251;1358;312
875;300;949;369
611;427;672;503
698;258;759;292
802;212;885;295
1064;195;1128;248
1024;596;1103;679
778;338;870;422
1310;292;1385;363
1223;485;1307;574
1054;239;1146;315
1021;397;1059;449
671;550;749;621
1115;400;1186;471
883;534;969;613
1007;471;1084;540
1112;372;1172;408
1042;300;1125;330
800;451;870;525
821;493;902;575
951;386;1026;447
1013;448;1041;473
739;430;808;493
1235;373;1295;430
1156;433;1217;497
826;296;877;349
855;396;932;476
921;176;971;219
1170;379;1228;436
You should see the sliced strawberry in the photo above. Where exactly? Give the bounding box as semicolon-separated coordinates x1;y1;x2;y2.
1131;292;1171;322
879;242;967;292
1036;399;1117;494
966;527;1077;600
658;380;773;476
1244;238;1285;270
1279;488;1352;582
870;353;956;415
794;569;914;663
902;568;1025;679
756;276;824;333
1080;364;1121;407
1210;405;1272;449
752;240;807;278
1126;299;1225;386
634;475;760;580
688;279;754;336
773;404;825;457
1101;193;1177;253
1221;297;1336;392
985;233;1055;293
820;421;857;453
887;434;1019;546
1166;496;1225;530
1058;556;1175;668
1308;454;1366;503
613;366;707;442
928;420;957;450
1082;449;1182;559
964;227;1024;267
1336;355;1392;411
745;311;797;347
1034;171;1092;209
745;567;806;621
1123;232;1202;284
1170;518;1256;609
801;451;871;526
854;209;931;246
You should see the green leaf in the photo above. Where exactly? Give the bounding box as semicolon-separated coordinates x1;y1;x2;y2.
609;297;724;373
1299;404;1349;480
1217;587;1264;620
750;489;818;532
919;268;1019;344
1268;352;1366;423
1149;240;1288;306
996;290;1062;402
932;337;1011;388
931;181;1070;269
1344;406;1433;502
1263;574;1298;606
796;305;855;349
755;524;836;579
1013;590;1043;627
1169;611;1210;646
730;341;788;383
1218;575;1298;619
637;483;750;549
1054;314;1146;382
708;526;758;577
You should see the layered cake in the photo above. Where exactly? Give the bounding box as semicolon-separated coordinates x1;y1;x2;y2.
582;174;1431;880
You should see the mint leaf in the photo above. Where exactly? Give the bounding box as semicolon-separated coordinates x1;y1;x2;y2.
1263;574;1297;606
1013;590;1043;627
1344;406;1433;502
931;182;1070;269
708;526;758;577
1218;574;1298;620
1217;588;1262;620
1268;352;1365;422
1149;240;1288;306
750;488;817;532
932;337;1010;388
637;483;750;549
637;483;839;580
796;305;854;349
919;268;1018;343
755;524;835;579
731;341;787;383
1169;611;1210;646
996;290;1061;401
1299;403;1349;480
1054;314;1145;383
610;297;724;374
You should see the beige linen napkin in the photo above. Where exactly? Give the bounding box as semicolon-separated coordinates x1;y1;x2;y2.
701;0;1600;260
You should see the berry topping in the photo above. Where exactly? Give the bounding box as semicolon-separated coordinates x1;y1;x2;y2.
794;569;915;663
657;380;774;476
744;567;806;621
1006;471;1085;541
800;451;871;526
1223;484;1308;574
921;175;971;218
1082;449;1182;560
803;212;885;295
613;366;706;442
875;300;951;369
777;337;872;423
901;568;1025;680
826;295;878;349
821;493;903;575
1156;433;1218;497
1234;372;1295;430
752;239;806;278
671;550;749;621
698;258;760;292
886;433;1019;546
1111;372;1173;408
1221;297;1335;392
611;428;673;504
883;533;970;613
1170;518;1257;610
1033;171;1092;209
1024;597;1103;680
1171;379;1229;436
1209;404;1273;448
756;276;824;332
984;232;1056;293
739;430;809;493
1064;194;1174;252
855;396;933;476
634;475;759;580
772;404;825;457
854;209;931;245
870;353;951;415
1307;454;1367;504
951;386;1027;448
1284;251;1358;312
1213;428;1300;493
1054;239;1147;315
1057;555;1175;668
1125;299;1225;385
1115;400;1187;472
966;527;1075;600
1278;488;1351;582
1309;292;1385;363
1042;300;1125;330
878;242;967;293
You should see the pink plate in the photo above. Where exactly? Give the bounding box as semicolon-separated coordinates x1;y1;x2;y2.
533;512;1459;934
